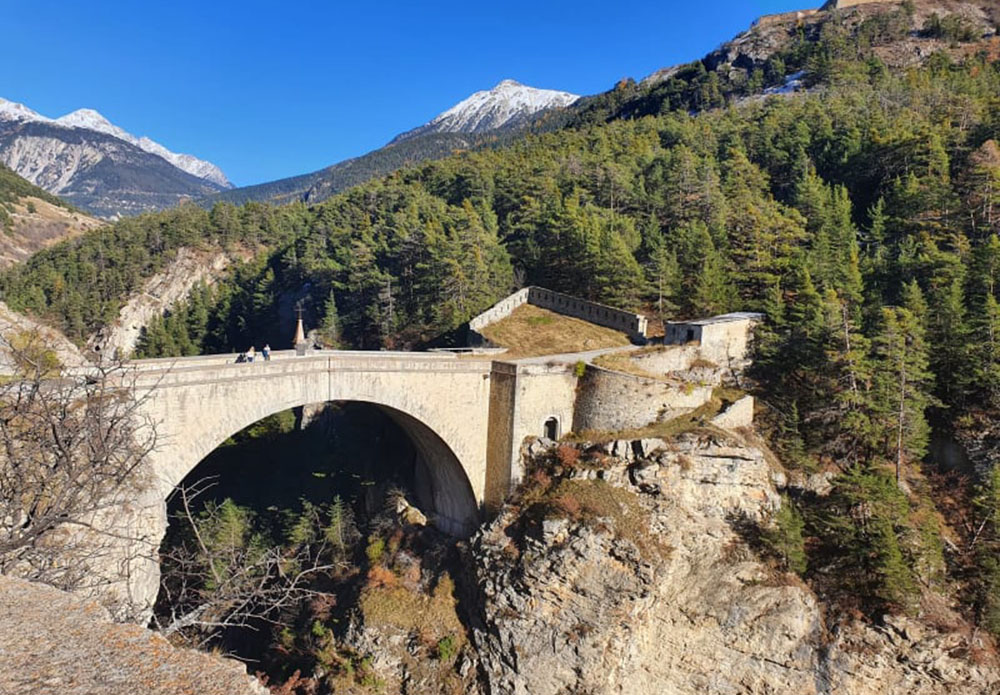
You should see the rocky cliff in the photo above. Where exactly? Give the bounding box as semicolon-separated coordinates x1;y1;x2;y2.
0;299;89;372
464;432;999;695
87;246;245;359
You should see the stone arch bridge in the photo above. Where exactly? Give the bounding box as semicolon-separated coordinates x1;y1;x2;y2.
117;348;567;612
97;336;716;613
132;350;509;537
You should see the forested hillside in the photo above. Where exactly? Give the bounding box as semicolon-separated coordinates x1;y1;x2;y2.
0;163;101;267
6;0;1000;634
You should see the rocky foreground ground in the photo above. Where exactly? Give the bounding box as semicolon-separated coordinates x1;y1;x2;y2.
3;429;999;694
0;574;267;695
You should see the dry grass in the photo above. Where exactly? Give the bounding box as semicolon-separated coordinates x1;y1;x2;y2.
480;304;630;358
359;572;465;647
537;479;668;561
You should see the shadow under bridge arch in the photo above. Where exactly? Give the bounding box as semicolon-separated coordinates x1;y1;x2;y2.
355;400;479;536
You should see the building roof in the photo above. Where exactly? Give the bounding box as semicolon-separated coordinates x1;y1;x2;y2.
670;312;765;327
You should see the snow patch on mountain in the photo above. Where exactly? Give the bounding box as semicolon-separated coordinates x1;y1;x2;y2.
0;98;231;188
0;98;51;124
392;79;579;144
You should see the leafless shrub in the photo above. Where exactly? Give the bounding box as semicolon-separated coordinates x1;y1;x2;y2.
153;479;344;648
0;329;157;610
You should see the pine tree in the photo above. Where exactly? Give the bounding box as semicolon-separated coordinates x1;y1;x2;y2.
871;306;935;486
821;288;874;466
645;237;681;321
974;465;1000;635
928;276;970;407
763;496;808;574
320;290;341;348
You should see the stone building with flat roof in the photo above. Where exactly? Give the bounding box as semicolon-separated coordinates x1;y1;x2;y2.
663;313;764;366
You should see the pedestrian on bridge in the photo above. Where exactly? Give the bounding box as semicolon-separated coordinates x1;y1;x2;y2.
262;344;271;361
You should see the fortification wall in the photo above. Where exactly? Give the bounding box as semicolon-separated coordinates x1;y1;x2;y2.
468;286;648;344
663;316;760;368
526;287;648;340
754;9;820;27
824;0;889;9
629;345;703;373
572;366;713;433
485;362;519;513
510;365;579;483
699;321;755;366
469;288;531;334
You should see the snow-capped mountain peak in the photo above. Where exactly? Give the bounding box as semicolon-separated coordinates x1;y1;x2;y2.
56;108;117;133
0;98;50;124
0;97;231;188
391;79;579;144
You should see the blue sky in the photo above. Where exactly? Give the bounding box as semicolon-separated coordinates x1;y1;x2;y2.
2;1;808;186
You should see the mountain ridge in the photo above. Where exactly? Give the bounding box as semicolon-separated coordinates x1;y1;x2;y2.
390;79;579;144
0;98;230;188
0;97;232;218
207;79;579;208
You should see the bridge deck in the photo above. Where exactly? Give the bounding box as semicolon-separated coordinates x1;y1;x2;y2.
123;353;496;391
127;348;465;369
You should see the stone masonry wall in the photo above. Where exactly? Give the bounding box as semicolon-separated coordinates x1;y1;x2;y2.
469;288;532;336
526;287;648;341
468;287;648;344
509;365;579;485
572;366;714;433
485;362;518;513
754;8;821;27
663;316;760;368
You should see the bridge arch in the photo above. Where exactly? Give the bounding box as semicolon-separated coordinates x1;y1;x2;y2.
136;352;493;535
122;351;497;614
161;395;479;535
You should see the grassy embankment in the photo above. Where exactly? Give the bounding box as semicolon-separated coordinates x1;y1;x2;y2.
478;304;630;359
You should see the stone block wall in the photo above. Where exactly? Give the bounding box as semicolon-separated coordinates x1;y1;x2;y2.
824;0;887;9
629;344;702;373
572;366;714;433
710;395;755;430
485;362;519;512
468;287;649;345
754;8;820;27
509;365;579;483
526;287;648;341
469;288;532;338
663;315;762;368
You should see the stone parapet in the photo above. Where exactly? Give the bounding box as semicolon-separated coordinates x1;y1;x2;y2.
468;286;648;344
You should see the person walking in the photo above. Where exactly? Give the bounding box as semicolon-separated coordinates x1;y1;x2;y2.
247;346;256;363
262;343;271;361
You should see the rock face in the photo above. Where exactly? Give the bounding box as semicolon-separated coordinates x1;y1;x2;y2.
0;300;89;372
87;246;241;359
0;107;229;218
0;575;268;695
643;0;999;88
468;433;1000;695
